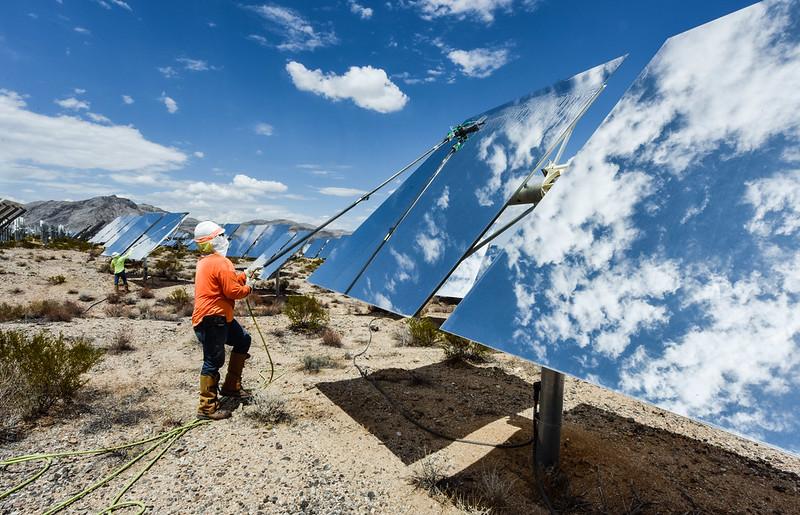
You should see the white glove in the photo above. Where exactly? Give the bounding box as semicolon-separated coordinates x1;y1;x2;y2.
245;270;258;288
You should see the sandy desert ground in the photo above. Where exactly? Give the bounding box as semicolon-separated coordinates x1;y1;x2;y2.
0;244;798;514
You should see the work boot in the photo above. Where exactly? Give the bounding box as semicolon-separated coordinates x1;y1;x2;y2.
124;284;130;293
220;352;253;400
114;284;120;293
197;374;231;420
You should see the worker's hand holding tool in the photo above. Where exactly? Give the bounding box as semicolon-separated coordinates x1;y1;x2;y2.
245;268;258;288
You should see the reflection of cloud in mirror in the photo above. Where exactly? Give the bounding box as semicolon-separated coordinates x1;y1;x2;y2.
444;0;800;453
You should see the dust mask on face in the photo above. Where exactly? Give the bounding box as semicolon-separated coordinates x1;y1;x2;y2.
211;234;229;257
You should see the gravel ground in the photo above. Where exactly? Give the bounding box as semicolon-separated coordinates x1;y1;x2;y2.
0;246;798;514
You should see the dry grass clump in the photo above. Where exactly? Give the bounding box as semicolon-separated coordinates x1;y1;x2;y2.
405;317;440;347
106;292;122;304
244;390;292;425
320;328;343;347
78;292;96;302
108;328;136;354
285;295;329;332
67;288;79;295
302;354;337;373
0;329;104;440
10;287;24;295
409;453;450;495
47;274;67;285
139;287;155;299
476;467;516;510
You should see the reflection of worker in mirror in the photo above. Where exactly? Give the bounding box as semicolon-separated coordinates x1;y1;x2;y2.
110;251;130;293
191;221;255;420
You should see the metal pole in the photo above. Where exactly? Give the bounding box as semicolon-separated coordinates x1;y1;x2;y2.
536;367;564;468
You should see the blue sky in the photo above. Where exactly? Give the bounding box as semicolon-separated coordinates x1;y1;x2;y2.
0;0;755;229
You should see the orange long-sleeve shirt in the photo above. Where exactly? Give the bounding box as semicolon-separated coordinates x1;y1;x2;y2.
192;253;251;327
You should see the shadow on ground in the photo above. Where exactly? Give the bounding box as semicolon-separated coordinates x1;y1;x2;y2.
316;361;534;465
318;363;800;514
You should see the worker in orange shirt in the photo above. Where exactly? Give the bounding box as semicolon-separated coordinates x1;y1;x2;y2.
191;221;254;420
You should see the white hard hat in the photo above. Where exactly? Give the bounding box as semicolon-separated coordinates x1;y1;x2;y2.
193;221;224;243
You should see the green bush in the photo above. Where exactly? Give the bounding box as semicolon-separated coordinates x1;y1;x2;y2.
0;329;104;417
302;354;337;373
165;288;191;307
163;288;192;316
47;274;67;285
48;238;95;252
285;295;329;332
154;255;181;279
406;317;440;347
439;333;490;363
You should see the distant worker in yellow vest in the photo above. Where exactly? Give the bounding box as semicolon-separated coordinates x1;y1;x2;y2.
191;221;254;420
110;251;130;293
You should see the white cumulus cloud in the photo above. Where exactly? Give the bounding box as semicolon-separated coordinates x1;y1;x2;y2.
448;48;510;78
286;61;408;113
349;1;373;19
160;93;178;114
0;89;186;172
122;95;134;104
415;0;520;22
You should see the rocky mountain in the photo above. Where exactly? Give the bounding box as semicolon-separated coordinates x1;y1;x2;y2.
23;196;162;233
22;196;350;238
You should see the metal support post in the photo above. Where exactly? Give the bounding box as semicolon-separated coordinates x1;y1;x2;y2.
535;367;565;468
143;257;149;283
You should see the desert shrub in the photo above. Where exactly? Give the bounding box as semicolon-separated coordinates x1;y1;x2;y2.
0;329;104;418
154;255;181;279
406;317;440;347
0;361;31;441
104;304;129;318
321;328;343;347
165;288;191;307
244;298;284;317
31;300;83;322
108;328;135;354
139;287;155;299
244;391;291;425
439;333;490;363
49;238;94;252
285;295;329;332
0;302;27;321
106;292;122;304
263;278;291;294
47;274;67;285
78;292;96;302
162;288;192;316
302;354;337;373
10;287;24;295
67;289;79;295
0;300;83;322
